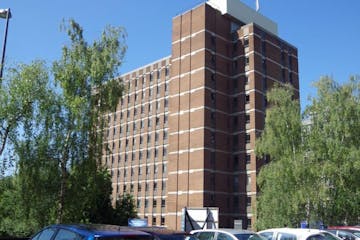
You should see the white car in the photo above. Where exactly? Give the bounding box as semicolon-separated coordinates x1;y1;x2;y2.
258;228;341;240
191;228;264;240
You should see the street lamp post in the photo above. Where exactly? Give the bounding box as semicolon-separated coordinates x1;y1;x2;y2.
0;8;11;80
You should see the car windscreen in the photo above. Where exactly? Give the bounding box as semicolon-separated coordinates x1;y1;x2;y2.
234;234;264;240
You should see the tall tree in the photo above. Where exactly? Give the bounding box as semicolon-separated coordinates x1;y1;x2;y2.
255;77;360;230
304;76;360;225
50;19;126;223
255;83;304;229
0;19;128;237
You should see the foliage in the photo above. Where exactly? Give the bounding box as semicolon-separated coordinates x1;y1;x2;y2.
255;77;360;230
0;61;50;174
0;19;133;237
111;193;138;225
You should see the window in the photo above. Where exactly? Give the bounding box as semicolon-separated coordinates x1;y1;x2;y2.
245;56;250;66
152;217;156;225
163;147;167;157
162;164;167;174
233;78;238;89
153;199;157;207
245;114;250;124
161;217;165;226
137;199;141;208
244;38;249;47
142;75;146;85
246;154;251;164
156;101;160;110
282;68;286;82
165;82;169;94
246;133;250;144
156;117;160;126
165;66;169;77
247;196;251;207
145;199;149;208
233;116;238;127
211;92;216;103
161;199;166;207
150;72;153;82
54;229;80;240
217;233;233;240
32;228;56;240
161;181;166;192
195;232;215;240
233;97;238;108
245;94;250;104
233;155;239;170
153;182;158;192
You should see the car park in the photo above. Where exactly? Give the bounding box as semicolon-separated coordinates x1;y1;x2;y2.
30;224;154;240
190;228;264;240
258;228;340;240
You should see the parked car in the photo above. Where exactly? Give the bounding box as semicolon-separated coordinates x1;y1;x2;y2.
129;227;198;240
258;228;340;240
190;228;264;240
327;227;360;238
30;224;154;240
325;229;360;240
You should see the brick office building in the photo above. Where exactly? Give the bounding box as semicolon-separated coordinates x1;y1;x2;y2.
103;0;299;230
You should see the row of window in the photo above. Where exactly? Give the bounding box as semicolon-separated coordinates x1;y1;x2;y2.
106;145;168;166
107;116;168;139
109;99;169;125
118;180;167;194
121;83;169;107
126;66;170;90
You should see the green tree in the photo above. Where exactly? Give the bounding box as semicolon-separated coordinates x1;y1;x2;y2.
50;19;126;223
255;77;360;230
112;193;138;225
0;60;50;175
0;19;129;237
255;84;305;229
304;76;360;225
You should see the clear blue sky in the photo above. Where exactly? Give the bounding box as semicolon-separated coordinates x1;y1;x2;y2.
1;0;359;108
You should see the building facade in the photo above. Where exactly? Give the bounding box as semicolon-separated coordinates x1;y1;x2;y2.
103;0;299;230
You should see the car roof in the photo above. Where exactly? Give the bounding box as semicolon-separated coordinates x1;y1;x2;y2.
258;228;331;239
49;224;152;237
191;228;255;235
328;226;360;231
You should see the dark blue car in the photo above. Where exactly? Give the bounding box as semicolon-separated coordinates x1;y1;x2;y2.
30;224;154;240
